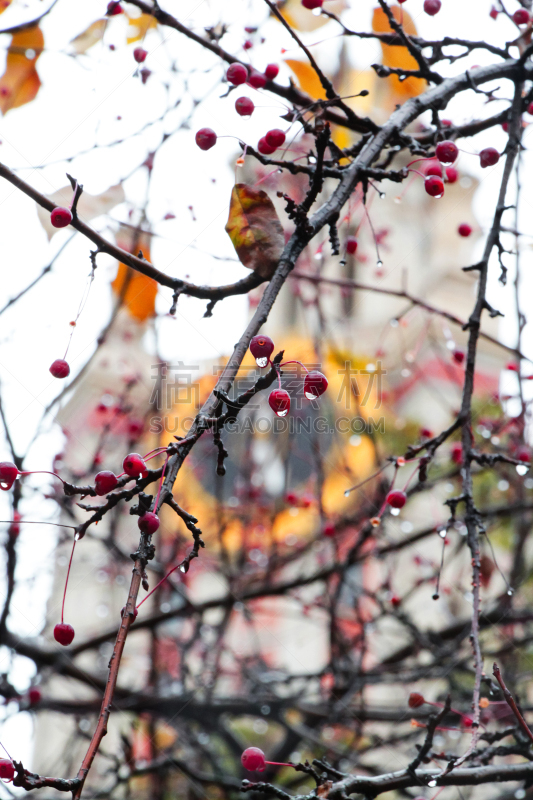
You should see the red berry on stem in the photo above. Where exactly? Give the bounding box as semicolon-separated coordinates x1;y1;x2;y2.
304;371;328;399
250;335;274;367
480;147;499;168
446;166;458;183
435;140;458;164
195;128;217;151
241;747;266;771
528;102;533;115
458;223;472;237
391;594;401;607
346;236;358;255
235;96;254;116
50;359;70;379
423;0;441;14
425;162;442;177
248;70;267;89
265;63;279;81
323;522;336;537
51;207;73;228
9;511;21;538
387;490;407;509
106;1;123;14
285;491;298;505
95;470;118;496
0;759;14;781
302;0;323;8
451;443;462;464
452;349;465;364
265;129;286;148
133;47;147;63
138;512;160;534
257;137;276;155
489;5;498;19
517;447;531;463
424;175;444;197
123;453;147;477
227;63;248;85
243;39;253;50
28;687;41;705
408;692;425;708
513;8;530;24
54;622;75;646
269;389;291;417
0;461;18;490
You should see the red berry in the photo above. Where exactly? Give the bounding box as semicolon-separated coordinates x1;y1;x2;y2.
195;128;217;151
302;0;323;8
528;102;533;115
241;747;266;771
435;140;458;164
265;129;286;148
265;63;279;81
391;594;401;607
489;5;498;19
250;335;274;367
235;96;254;116
458;223;472;237
106;1;123;14
452;349;465;364
506;362;519;371
54;622;75;646
8;511;21;538
480;147;499;168
423;0;441;14
346;236;358;255
408;692;425;708
451;443;462;464
323;522;336;537
128;418;144;437
517;447;531;463
133;47;147;63
243;39;253;50
420;428;433;438
502;122;509;132
0;461;18;490
424;175;444;197
0;759;14;781
269;389;291;417
140;68;151;84
386;490;407;509
123;452;147;477
94;470;118;496
138;511;160;534
248;70;267;89
49;359;70;379
304;371;328;399
463;716;473;728
257;137;276;155
227;63;248;85
285;491;298;505
28;687;41;705
513;8;530;24
122;604;139;619
425;161;441;177
445;166;458;182
51;207;73;228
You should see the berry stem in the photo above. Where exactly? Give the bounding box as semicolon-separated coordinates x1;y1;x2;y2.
20;470;66;485
279;360;310;373
61;536;77;624
136;560;181;609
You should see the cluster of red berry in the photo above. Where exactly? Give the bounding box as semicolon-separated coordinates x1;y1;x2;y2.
420;140;500;200
249;335;328;417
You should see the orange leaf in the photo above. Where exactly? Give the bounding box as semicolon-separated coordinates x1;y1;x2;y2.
372;6;425;98
0;25;43;114
70;19;107;54
112;234;158;322
126;12;157;44
225;184;284;280
284;58;327;100
0;0;13;15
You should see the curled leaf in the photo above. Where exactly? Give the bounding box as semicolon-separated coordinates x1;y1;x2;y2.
0;26;43;114
225;184;284;280
70;19;107;54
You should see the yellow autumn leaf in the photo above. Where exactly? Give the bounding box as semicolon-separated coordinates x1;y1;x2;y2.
277;0;347;32
372;6;425;98
70;19;107;55
126;13;157;44
225;184;284;280
0;26;43;115
285;58;327;100
112;233;158;322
